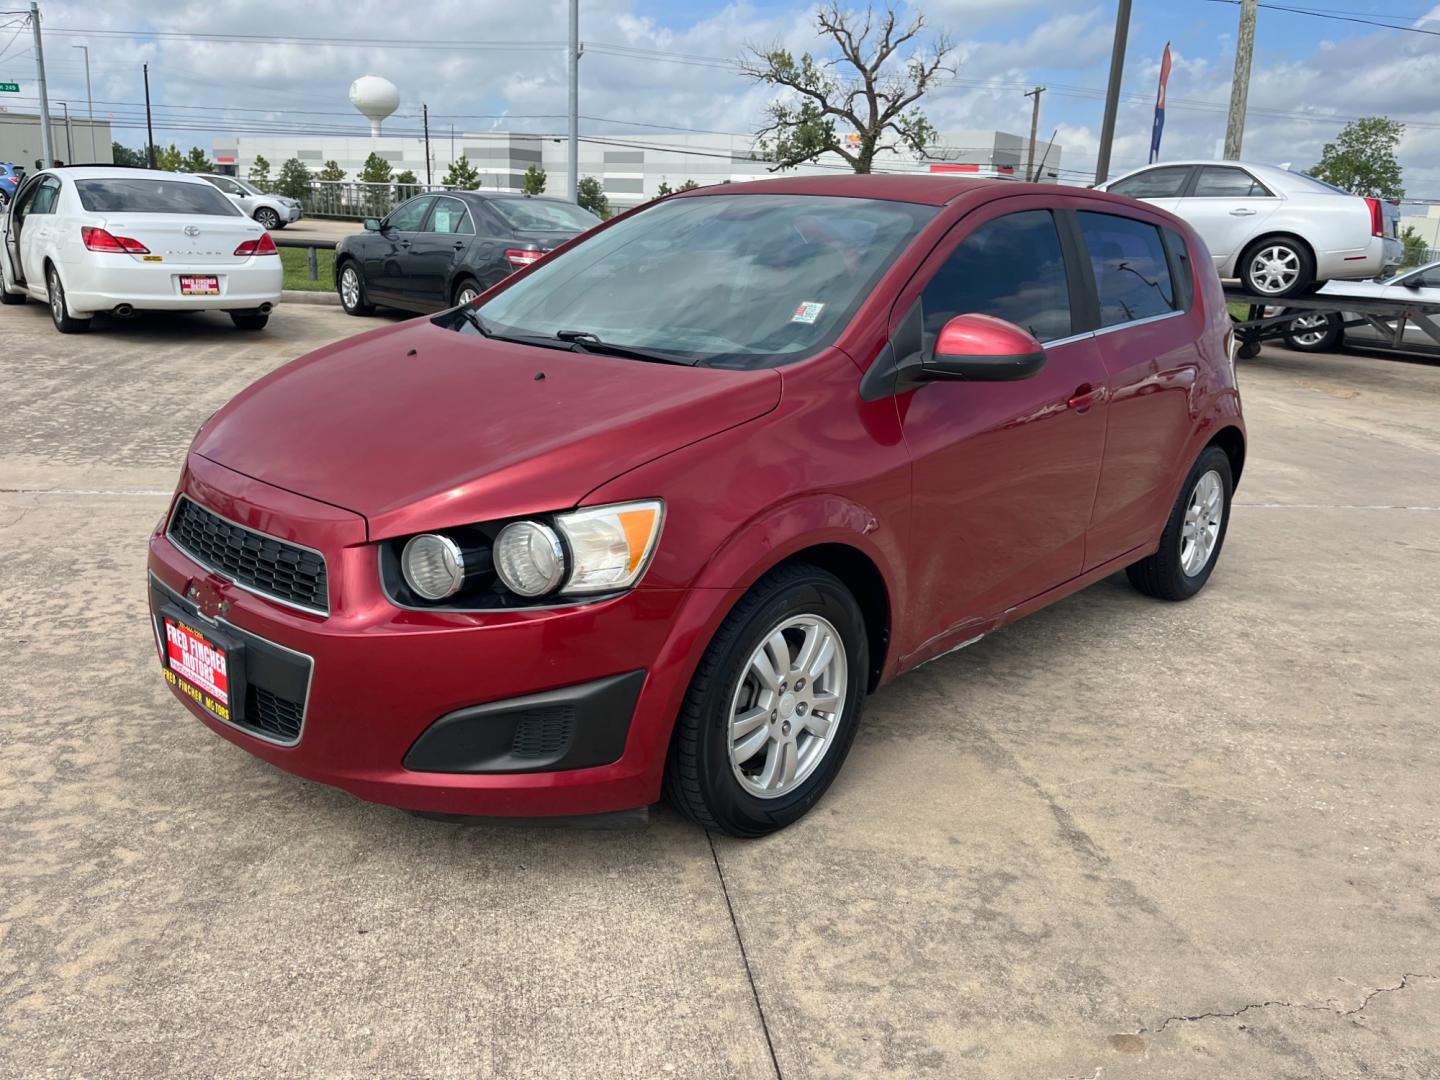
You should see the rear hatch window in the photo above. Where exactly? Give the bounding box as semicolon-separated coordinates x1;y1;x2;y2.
75;178;243;216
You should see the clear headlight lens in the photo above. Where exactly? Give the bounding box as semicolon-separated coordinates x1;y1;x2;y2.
402;533;466;600
494;521;566;597
555;500;664;594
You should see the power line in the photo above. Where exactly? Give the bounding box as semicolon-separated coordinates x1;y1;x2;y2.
1201;0;1440;36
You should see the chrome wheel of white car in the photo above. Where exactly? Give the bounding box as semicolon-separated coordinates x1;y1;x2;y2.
1247;246;1301;294
255;207;280;230
1180;470;1225;578
45;265;90;333
727;614;848;799
1287;312;1330;346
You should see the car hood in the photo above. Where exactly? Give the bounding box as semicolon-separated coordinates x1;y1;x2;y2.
194;318;782;539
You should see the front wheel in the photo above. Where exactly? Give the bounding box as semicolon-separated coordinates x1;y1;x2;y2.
664;563;868;837
254;207;281;230
1127;446;1233;601
1282;310;1342;353
1238;238;1315;299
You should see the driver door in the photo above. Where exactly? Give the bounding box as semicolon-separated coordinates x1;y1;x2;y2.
365;196;434;301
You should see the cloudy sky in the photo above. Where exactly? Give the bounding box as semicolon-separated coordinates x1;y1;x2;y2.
2;0;1438;201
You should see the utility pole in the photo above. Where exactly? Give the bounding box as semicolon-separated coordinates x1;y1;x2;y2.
567;0;579;202
1224;0;1258;160
1024;86;1045;182
60;100;72;161
1094;0;1131;185
29;1;54;166
143;63;155;167
73;46;94;161
423;103;431;186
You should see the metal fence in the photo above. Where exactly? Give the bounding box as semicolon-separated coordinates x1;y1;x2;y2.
252;179;456;220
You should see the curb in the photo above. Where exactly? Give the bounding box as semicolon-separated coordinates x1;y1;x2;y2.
281;289;340;306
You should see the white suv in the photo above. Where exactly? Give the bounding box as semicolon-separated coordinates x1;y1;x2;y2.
1100;161;1402;298
198;173;302;230
0;167;283;333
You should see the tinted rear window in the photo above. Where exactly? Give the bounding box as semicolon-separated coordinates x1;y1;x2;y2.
1077;211;1178;327
75;178;242;216
488;199;601;232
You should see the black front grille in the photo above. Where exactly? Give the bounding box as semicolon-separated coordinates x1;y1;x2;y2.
510;706;576;759
246;686;305;742
169;497;329;613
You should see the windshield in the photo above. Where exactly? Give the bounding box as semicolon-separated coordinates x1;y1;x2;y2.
474;193;935;368
489;198;602;232
75;178;242;216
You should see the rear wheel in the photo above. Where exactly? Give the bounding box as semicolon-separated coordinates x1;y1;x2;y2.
1282;310;1342;353
453;277;481;307
1238;237;1315;299
254;207;281;230
1127;446;1233;601
229;311;270;330
664;563;867;837
46;265;90;333
337;261;374;316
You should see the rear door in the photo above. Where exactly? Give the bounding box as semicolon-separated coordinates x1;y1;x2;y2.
403;194;474;306
364;195;433;301
3;172;45;285
1175;165;1281;270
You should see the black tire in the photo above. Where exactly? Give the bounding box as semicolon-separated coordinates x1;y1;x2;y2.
663;563;868;838
1235;339;1262;361
45;265;90;334
0;289;23;305
229;311;270;330
1127;446;1233;602
337;260;375;316
1237;236;1315;299
452;276;482;307
1281;309;1342;353
255;207;281;230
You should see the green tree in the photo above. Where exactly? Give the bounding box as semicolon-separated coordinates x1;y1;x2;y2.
521;164;547;195
315;160;347;182
359;152;394;185
1401;226;1430;268
677;179;700;191
112;142;145;167
742;4;952;173
275;157;313;200
248;154;272;187
656;180;674;197
1310;116;1405;200
442;154;481;190
178;146;214;173
394;168;419;199
577;175;610;218
153;143;184;171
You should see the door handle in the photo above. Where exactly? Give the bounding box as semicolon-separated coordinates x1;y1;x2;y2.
453;241;465;250
1067;383;1101;412
1230;208;1258;216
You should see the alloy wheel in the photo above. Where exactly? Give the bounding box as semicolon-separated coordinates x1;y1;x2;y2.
1248;245;1301;294
727;614;848;799
48;269;63;322
340;266;361;310
1181;469;1224;577
256;208;279;230
1289;312;1330;347
456;286;479;306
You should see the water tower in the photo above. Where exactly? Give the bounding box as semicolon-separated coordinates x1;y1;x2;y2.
349;76;400;137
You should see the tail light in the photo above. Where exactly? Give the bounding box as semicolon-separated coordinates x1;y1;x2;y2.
234;232;278;256
81;226;149;254
505;248;543;270
1365;197;1385;238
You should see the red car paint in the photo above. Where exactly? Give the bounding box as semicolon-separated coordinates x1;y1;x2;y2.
148;176;1244;817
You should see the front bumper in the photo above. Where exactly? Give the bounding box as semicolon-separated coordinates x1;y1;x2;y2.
146;454;730;817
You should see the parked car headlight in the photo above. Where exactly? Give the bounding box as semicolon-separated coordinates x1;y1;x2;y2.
493;521;566;597
402;533;469;600
553;500;664;594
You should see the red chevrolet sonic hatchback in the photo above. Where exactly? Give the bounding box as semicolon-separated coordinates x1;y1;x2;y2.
149;175;1244;837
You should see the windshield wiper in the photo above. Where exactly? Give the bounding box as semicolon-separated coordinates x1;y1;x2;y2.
555;329;697;366
453;309;576;351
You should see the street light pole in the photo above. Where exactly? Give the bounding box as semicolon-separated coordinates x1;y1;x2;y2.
60;100;72;161
143;63;155;168
1094;0;1132;185
29;1;54;165
567;0;579;202
72;45;94;161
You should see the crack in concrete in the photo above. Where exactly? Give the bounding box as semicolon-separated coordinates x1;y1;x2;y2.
1139;973;1436;1035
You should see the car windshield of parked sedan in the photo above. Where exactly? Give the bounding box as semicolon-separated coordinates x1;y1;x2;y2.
489;198;602;233
471;193;936;368
74;178;243;216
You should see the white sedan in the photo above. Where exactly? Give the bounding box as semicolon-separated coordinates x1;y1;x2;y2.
1099;161;1403;299
197;173;303;231
1282;261;1440;357
0;166;283;333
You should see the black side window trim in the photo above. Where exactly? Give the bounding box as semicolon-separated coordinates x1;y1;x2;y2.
1159;228;1194;313
1055;209;1101;335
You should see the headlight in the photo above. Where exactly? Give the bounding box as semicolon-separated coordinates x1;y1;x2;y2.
402;533;469;600
494;521;566;597
554;500;664;594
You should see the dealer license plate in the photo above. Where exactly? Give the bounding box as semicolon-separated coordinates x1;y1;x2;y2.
179;275;220;295
162;615;234;722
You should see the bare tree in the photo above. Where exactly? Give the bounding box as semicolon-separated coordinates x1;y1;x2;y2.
743;5;954;174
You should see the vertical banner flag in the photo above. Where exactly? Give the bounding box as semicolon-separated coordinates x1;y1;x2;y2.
1150;43;1173;164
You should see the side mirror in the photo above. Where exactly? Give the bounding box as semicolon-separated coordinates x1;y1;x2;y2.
364;217;382;232
925;313;1047;381
1403;277;1423;289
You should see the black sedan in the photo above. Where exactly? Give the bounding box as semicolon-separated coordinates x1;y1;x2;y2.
334;192;601;316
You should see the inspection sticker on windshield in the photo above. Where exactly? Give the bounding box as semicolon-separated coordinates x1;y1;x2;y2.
791;301;825;324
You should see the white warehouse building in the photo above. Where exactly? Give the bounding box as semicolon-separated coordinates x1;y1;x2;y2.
211;129;1064;211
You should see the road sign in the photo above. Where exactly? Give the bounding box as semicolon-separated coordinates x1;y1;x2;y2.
0;83;19;93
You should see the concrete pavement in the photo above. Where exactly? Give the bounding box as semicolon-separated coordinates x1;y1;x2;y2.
1;300;1436;1078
